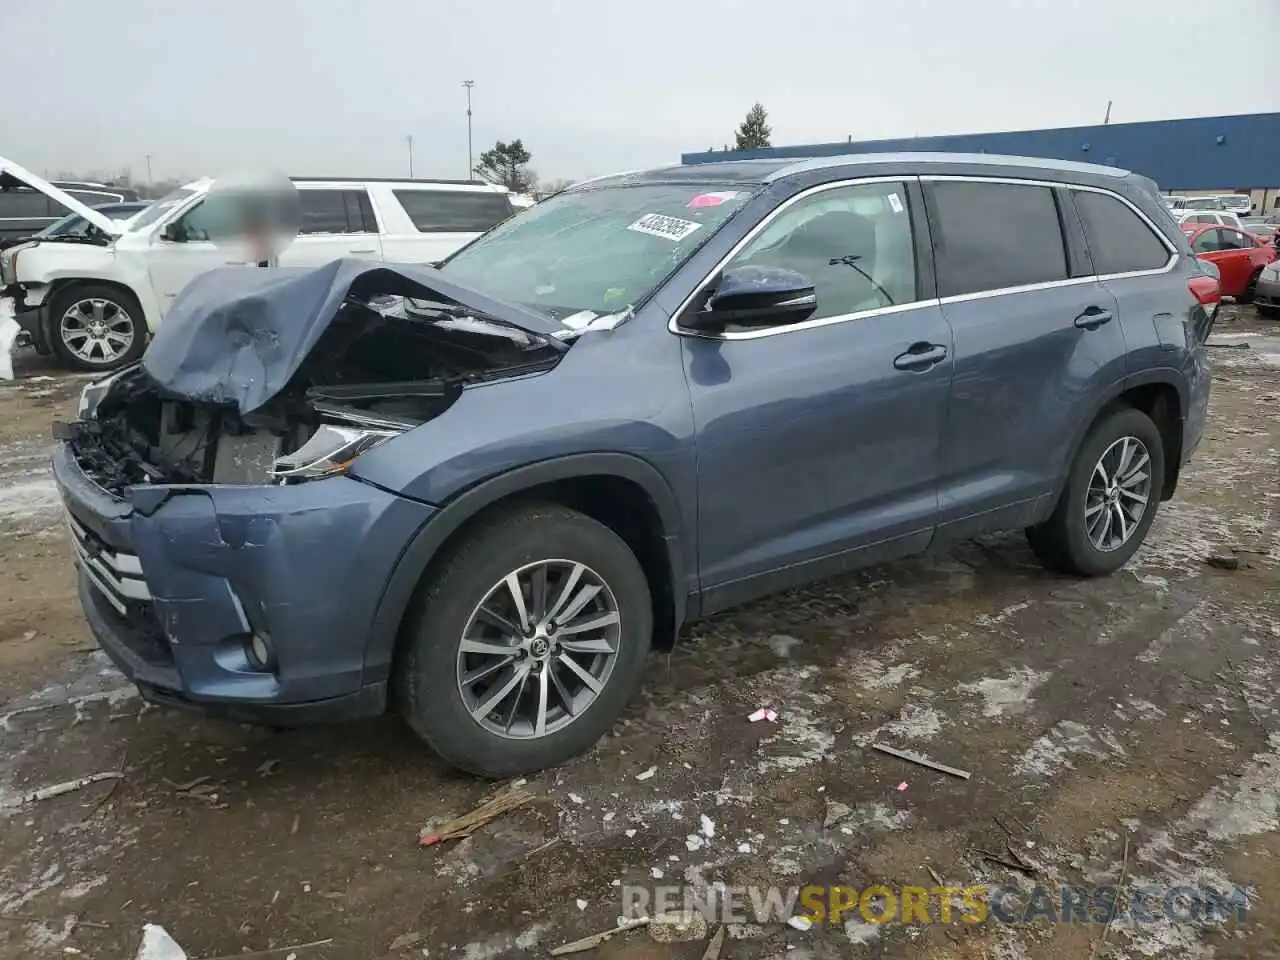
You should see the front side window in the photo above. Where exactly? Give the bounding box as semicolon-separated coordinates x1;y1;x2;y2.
722;181;917;320
1216;229;1251;251
395;189;514;233
1073;190;1171;274
929;180;1067;297
439;183;753;317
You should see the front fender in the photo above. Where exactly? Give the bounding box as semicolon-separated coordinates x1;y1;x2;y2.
17;246;161;331
360;452;690;685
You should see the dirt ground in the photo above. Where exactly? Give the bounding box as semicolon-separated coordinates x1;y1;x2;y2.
1;308;1278;960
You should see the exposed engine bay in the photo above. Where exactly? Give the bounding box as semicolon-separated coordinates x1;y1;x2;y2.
58;261;569;495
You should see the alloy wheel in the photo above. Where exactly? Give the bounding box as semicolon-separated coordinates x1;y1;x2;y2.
60;298;135;365
456;559;622;739
1085;436;1152;552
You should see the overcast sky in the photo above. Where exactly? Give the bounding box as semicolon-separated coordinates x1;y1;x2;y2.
3;0;1278;185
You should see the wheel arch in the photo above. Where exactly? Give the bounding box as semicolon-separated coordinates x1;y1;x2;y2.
1060;369;1187;504
42;278;149;351
363;453;690;689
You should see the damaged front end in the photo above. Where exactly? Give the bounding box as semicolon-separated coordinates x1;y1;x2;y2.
60;259;569;493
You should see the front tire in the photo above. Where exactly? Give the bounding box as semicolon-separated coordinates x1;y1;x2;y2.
395;504;653;778
47;283;146;372
1027;407;1165;577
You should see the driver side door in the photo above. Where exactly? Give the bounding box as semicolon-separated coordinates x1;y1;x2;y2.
1192;227;1253;297
677;178;955;612
147;199;244;313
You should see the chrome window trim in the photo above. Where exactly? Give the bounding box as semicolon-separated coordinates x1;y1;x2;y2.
667;173;1182;342
667;175;926;342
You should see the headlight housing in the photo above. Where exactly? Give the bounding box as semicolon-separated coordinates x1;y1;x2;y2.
77;364;139;420
271;424;401;482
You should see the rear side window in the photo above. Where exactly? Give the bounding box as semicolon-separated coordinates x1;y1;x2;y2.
394;189;514;232
1073;190;1171;275
928;181;1067;297
0;190;51;218
298;189;375;235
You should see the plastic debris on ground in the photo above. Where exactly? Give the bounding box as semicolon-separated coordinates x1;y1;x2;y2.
747;707;778;723
134;924;188;960
896;781;909;792
787;915;813;931
635;766;657;781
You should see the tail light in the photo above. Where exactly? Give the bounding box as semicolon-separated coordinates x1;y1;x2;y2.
1187;276;1220;306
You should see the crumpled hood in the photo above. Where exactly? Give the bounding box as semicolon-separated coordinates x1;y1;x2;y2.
141;258;568;414
0;157;123;236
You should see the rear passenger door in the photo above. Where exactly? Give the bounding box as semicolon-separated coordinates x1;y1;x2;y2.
0;189;53;239
279;187;382;266
1071;187;1179;376
379;187;515;265
925;178;1125;538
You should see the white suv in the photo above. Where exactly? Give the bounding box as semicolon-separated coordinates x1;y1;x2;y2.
0;157;516;372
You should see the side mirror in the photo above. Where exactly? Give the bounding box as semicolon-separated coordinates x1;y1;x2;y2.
685;265;817;331
161;221;186;243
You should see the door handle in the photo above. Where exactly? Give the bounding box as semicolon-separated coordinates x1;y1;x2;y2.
1074;306;1113;330
348;248;378;255
893;342;948;371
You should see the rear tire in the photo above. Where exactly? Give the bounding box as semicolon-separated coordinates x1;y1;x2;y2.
1027;407;1165;577
395;503;652;778
47;283;146;372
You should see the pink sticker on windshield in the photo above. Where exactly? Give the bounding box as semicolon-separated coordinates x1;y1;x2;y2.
687;191;742;209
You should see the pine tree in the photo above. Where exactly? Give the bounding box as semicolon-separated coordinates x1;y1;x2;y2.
735;103;773;150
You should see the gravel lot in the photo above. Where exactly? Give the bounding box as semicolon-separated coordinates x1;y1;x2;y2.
1;308;1277;960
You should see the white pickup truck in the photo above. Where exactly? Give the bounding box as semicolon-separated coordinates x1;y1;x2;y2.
0;157;517;373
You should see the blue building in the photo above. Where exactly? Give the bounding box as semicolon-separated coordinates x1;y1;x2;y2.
682;112;1280;213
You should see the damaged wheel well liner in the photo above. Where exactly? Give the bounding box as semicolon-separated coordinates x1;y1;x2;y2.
367;453;689;694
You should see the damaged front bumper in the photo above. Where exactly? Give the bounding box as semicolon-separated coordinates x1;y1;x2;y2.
54;441;436;723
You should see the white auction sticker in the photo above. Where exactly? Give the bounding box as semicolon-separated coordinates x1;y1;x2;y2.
887;192;904;214
627;213;703;242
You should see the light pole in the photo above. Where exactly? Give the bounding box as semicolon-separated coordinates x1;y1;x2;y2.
145;153;153;182
407;135;414;178
463;80;475;180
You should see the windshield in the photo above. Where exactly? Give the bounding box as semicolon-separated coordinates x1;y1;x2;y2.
35;212;87;238
125;188;197;232
438;183;754;318
1185;197;1221;210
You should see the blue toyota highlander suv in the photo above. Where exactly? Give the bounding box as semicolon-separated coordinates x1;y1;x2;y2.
54;153;1216;776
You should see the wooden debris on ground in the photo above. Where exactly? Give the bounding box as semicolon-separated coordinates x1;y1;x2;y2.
870;743;971;780
549;917;651;956
418;783;533;847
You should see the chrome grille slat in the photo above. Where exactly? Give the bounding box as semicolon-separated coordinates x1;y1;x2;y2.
65;510;151;609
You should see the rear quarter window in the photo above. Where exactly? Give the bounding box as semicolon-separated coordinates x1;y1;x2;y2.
394;189;514;233
927;180;1068;298
1073;190;1172;275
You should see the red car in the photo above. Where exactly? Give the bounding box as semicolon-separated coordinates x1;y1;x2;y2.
1182;223;1278;300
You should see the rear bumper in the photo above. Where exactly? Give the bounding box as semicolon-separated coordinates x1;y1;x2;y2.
54;440;436;723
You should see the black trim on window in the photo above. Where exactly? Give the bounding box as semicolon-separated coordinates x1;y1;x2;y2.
906;178;937;301
1055;186;1094;278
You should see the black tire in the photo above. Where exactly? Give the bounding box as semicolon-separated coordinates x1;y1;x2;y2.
1258;305;1280;319
395;503;652;778
1026;406;1165;577
47;283;147;372
1239;268;1263;305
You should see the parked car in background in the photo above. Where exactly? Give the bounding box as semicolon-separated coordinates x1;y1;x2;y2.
1166;195;1225;213
0;155;517;371
0;201;150;251
1252;262;1280;315
1242;216;1278;242
0;174;140;240
1175;210;1247;231
55;152;1216;776
1218;194;1253;217
1183;223;1277;300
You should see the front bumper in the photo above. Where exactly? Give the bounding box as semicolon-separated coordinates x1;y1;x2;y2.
54;441;436;723
1253;270;1280;309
